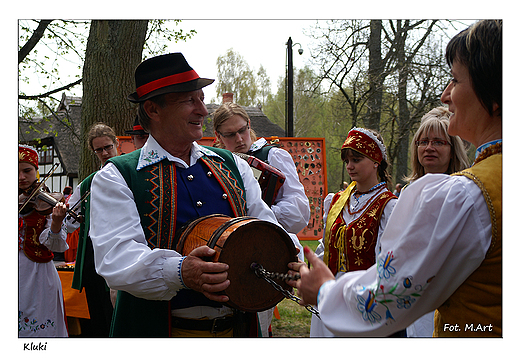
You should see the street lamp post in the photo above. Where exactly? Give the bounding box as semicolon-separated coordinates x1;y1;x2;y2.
285;37;302;137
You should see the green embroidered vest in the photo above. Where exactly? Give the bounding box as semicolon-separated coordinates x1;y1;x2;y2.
107;147;247;337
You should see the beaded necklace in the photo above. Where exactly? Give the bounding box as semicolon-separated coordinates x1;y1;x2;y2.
348;182;386;215
474;142;502;165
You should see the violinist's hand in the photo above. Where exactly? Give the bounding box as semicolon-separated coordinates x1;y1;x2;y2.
50;202;67;233
287;246;335;306
181;245;230;302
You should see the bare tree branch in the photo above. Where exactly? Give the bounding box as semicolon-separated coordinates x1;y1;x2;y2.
18;20;53;63
19;78;82;100
46;25;86;60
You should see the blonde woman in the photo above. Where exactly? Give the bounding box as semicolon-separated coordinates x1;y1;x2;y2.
405;106;469;184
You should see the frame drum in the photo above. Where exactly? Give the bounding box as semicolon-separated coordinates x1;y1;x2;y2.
176;214;298;312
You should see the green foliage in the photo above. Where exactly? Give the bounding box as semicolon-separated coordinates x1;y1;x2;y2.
261;77;284;129
143;20;196;59
19;20;87;103
216;48;258;106
19;19;196;106
306;20;458;187
256;65;271;108
263;68;354;193
19;19;196;144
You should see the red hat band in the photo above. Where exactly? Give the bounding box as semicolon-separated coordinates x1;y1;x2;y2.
135;69;200;98
342;128;384;164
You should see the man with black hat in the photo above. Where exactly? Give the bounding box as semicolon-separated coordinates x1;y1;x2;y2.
88;53;302;337
125;116;149;149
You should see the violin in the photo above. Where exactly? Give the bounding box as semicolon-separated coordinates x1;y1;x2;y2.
18;163;84;223
19;183;84;223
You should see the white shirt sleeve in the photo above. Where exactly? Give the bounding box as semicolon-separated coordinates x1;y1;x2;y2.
40;216;69;253
375;197;397;256
89;163;186;301
268;147;311;234
314;192;335;260
316;174;492;336
234;153;278;224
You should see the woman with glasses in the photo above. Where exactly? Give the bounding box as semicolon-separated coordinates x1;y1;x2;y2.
90;123;119;164
65;123;119;337
403;107;469;337
212;102;309;337
405;107;469;185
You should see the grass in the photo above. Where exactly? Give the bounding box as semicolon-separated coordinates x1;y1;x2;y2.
271;298;312;337
271;240;319;337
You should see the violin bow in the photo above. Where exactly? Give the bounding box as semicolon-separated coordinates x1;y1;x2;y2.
66;189;91;222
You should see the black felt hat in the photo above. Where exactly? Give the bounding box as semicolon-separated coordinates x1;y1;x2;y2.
127;53;214;103
125;116;148;135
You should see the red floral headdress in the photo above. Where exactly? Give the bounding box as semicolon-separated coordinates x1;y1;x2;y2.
19;145;39;169
341;127;386;164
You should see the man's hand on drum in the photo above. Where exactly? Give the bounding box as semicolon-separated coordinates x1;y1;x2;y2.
181;246;230;302
286;246;335;306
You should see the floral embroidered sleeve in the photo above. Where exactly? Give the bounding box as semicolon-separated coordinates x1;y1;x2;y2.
316;173;492;336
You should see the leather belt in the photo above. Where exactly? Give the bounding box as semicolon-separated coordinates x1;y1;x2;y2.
171;316;234;333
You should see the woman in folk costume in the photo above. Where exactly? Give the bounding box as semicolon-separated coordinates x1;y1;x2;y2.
289;20;502;339
310;127;397;337
18;145;69;337
404;107;470;337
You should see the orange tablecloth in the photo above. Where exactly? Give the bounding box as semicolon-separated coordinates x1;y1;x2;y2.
58;270;90;319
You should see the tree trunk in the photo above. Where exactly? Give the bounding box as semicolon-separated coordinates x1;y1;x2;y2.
395;21;410;186
365;20;383;131
80;20;148;179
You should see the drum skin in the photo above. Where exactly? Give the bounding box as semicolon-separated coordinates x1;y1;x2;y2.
176;214;298;312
